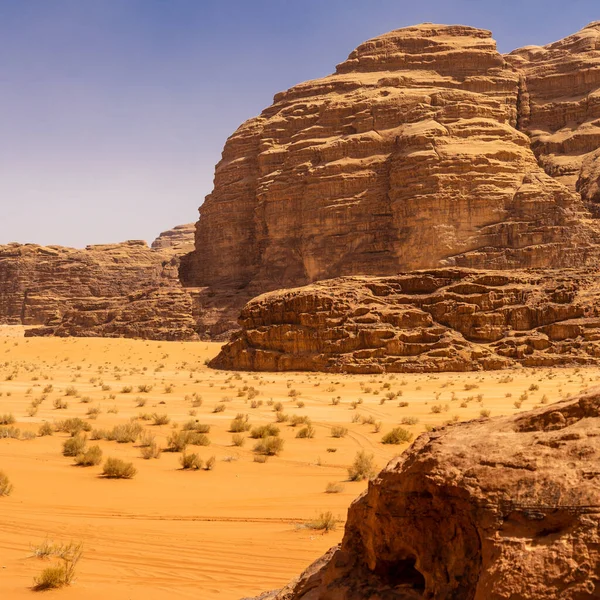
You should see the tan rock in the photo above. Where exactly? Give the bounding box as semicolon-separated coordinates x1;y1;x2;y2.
213;268;600;373
247;389;600;599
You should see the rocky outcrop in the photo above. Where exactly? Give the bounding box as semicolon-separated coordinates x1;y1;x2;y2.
213;268;600;373
151;223;196;255
183;23;600;301
26;288;198;341
247;389;600;599
507;22;600;212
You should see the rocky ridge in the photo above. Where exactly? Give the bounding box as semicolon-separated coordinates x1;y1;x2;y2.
247;389;600;599
213;268;600;373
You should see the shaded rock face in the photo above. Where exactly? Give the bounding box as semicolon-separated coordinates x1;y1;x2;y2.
248;390;600;600
0;240;204;341
213;268;600;373
184;23;600;298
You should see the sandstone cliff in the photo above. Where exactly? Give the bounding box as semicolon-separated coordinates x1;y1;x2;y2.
247;389;600;599
213;268;600;373
183;23;600;299
151;223;195;255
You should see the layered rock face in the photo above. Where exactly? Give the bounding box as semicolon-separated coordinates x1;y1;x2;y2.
213;268;600;373
507;22;600;210
151;223;195;255
184;23;600;297
248;390;600;600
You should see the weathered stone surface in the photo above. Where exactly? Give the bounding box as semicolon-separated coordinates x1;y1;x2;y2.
151;223;196;255
184;23;600;301
247;389;600;599
26;288;198;341
0;241;178;326
507;22;600;211
213;268;600;373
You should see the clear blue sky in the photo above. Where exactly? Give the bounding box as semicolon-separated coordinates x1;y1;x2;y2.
0;0;597;247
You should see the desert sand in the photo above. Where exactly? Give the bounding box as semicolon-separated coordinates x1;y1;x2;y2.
1;326;598;599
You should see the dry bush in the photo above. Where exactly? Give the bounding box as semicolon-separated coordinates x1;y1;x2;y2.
62;435;87;457
231;433;245;447
253;454;268;463
137;384;153;393
102;457;136;479
0;470;13;496
205;456;216;470
330;426;348;438
229;414;250;433
0;426;20;439
107;422;142;443
167;430;210;452
381;427;413;445
53;398;68;410
183;420;211;433
325;482;344;494
180;452;203;470
253;436;284;456
56;417;91;436
140;441;162;459
32;541;83;591
212;403;226;413
250;424;280;439
348;450;376;481
64;386;78;397
307;511;336;532
296;424;315;439
151;413;170;426
74;445;103;467
38;422;53;437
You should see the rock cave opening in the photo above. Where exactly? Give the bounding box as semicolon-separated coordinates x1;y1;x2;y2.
374;555;426;591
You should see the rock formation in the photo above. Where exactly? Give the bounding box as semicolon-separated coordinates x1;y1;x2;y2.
183;22;600;300
151;223;196;255
246;389;600;599
213;268;600;373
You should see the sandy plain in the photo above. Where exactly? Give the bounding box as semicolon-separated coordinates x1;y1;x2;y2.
0;326;598;599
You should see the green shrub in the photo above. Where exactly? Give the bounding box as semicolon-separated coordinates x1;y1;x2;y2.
74;445;103;466
102;458;136;479
348;450;376;481
381;427;413;445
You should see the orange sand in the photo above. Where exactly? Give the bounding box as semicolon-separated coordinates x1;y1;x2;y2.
0;328;598;598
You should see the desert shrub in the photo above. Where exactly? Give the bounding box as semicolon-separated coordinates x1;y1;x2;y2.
74;445;103;466
86;406;101;419
250;424;280;439
102;457;136;479
229;414;250;433
22;431;36;440
167;430;210;452
273;402;283;412
331;397;340;405
135;397;147;407
107;422;142;443
0;426;20;439
151;413;170;426
326;447;337;453
64;386;78;397
253;454;268;463
430;404;442;414
38;422;53;437
0;413;15;425
55;417;91;436
296;424;315;439
400;416;419;425
140;441;161;459
325;482;344;494
205;456;216;470
183;420;211;433
274;411;288;423
212;403;226;413
480;409;491;418
307;511;336;532
253;436;284;456
62;435;87;457
348;450;376;481
231;433;245;447
26;405;38;417
53;398;68;410
398;401;408;408
137;384;153;393
80;396;92;404
381;427;413;445
289;415;310;427
180;452;203;470
33;542;83;591
0;471;13;496
120;386;133;394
